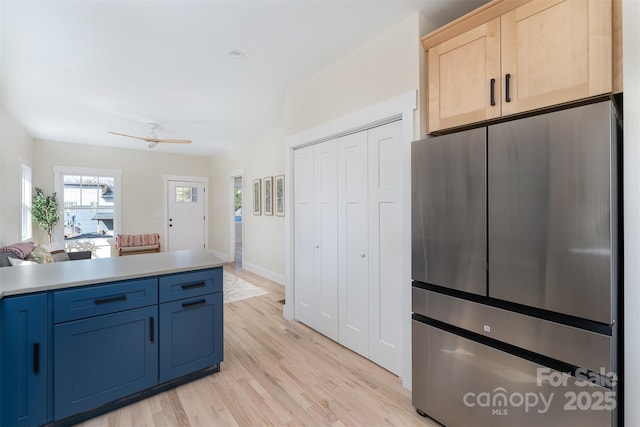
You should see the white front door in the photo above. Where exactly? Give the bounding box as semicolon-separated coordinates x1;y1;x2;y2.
167;180;206;251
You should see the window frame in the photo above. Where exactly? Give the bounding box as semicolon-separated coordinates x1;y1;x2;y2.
20;157;32;242
52;166;122;246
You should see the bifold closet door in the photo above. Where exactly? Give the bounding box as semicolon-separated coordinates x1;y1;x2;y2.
294;140;338;338
294;145;315;327
367;120;403;375
313;140;338;340
294;120;405;375
338;131;369;357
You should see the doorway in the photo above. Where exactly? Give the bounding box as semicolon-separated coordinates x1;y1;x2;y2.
165;178;208;251
228;170;244;267
234;177;243;268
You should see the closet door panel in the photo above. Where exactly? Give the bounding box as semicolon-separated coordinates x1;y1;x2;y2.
338;131;369;357
294;145;315;327
313;141;338;340
368;121;403;375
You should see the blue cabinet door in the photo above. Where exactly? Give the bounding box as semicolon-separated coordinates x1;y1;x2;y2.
1;293;48;427
54;306;158;420
159;292;223;383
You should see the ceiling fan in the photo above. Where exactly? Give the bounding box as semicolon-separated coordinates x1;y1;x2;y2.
108;123;192;148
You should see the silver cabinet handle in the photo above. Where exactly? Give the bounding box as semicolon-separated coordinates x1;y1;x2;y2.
315;244;320;249
360;252;366;258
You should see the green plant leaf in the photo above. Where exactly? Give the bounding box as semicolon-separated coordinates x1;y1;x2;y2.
32;187;61;243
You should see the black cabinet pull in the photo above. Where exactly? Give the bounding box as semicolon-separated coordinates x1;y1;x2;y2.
490;78;496;106
505;73;512;102
94;294;127;305
181;282;206;290
182;299;206;309
33;342;40;373
150;317;155;342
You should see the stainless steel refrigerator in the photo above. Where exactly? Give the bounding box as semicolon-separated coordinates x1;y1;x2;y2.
411;100;621;426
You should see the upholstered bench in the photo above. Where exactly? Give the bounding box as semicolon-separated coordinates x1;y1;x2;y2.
115;234;161;256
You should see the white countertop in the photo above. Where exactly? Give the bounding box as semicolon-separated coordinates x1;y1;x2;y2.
0;250;225;299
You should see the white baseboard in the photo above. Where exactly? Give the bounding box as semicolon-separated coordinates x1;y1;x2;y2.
208;249;229;262
243;261;285;286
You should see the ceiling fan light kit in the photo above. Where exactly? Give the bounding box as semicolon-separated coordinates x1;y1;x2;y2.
108;123;192;148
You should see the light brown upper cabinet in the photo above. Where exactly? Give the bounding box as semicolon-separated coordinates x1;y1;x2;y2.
423;0;621;133
427;18;501;132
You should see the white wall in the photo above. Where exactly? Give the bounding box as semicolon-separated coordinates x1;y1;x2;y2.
32;139;210;245
208;126;285;283
285;13;423;137
0;106;33;246
623;0;640;424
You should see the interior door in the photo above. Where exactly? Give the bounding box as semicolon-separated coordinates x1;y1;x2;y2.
313;140;338;341
338;130;369;357
294;146;315;327
367;120;403;375
167;180;206;251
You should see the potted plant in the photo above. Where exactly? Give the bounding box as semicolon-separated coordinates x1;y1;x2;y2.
32;187;61;244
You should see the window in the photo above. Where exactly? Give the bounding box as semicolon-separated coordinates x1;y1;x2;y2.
175;186;198;203
21;160;32;241
53;167;122;258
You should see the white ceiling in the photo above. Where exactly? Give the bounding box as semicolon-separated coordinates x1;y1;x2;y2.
1;0;488;156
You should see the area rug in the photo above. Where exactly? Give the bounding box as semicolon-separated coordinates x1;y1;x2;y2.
223;271;268;303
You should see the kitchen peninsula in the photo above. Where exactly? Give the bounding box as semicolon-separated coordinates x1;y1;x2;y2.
0;250;225;426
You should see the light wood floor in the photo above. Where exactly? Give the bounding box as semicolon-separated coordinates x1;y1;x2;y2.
76;264;436;426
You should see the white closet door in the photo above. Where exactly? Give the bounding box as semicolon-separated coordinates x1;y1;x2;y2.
313;140;339;340
294;145;315;327
368;121;403;375
338;130;369;357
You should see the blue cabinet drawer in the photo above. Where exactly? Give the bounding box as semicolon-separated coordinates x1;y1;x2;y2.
158;268;222;303
53;278;158;323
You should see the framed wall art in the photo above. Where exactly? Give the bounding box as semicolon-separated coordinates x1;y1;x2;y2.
263;176;274;216
253;179;261;215
275;175;285;216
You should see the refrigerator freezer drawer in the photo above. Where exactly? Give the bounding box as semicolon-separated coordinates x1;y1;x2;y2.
412;287;613;373
412;321;616;427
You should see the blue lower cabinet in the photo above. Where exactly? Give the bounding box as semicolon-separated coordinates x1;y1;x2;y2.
53;305;158;420
1;294;48;427
159;292;223;383
0;268;224;424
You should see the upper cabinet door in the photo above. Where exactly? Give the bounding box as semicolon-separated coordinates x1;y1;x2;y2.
500;0;612;116
428;18;501;132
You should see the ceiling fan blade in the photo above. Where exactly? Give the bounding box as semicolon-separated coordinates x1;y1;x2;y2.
155;139;192;144
109;131;191;144
108;131;152;142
